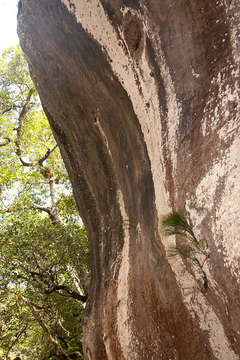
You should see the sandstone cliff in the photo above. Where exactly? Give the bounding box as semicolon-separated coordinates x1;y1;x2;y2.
18;1;240;359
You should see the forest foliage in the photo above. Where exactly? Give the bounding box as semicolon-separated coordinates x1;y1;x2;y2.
0;46;89;359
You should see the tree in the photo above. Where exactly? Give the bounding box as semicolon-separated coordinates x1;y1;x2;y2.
0;46;89;359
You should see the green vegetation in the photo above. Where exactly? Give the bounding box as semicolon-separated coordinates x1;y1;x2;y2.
0;46;89;359
161;211;209;292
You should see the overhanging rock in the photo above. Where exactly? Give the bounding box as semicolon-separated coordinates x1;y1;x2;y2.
18;1;240;358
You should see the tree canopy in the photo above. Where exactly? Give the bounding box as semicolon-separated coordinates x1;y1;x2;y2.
0;46;89;360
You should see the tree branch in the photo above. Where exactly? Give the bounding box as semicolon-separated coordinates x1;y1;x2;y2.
45;284;87;303
1;201;60;226
49;176;60;225
28;264;88;301
31;203;51;215
1;104;21;115
14;88;34;166
0;137;11;147
20;295;60;355
38;144;58;166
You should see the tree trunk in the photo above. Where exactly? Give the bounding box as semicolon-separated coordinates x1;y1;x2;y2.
18;1;240;359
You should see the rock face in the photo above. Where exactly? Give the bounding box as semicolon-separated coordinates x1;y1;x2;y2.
18;0;240;359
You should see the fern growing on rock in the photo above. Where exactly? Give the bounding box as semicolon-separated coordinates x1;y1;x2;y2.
161;211;210;292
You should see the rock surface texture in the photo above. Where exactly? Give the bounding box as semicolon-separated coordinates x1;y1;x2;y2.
18;0;240;359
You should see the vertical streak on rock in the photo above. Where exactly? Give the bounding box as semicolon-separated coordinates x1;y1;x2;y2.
116;190;131;359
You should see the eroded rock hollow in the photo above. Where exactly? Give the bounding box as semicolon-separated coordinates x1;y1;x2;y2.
18;0;240;359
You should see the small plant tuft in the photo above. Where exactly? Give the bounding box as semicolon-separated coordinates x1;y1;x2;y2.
161;211;210;293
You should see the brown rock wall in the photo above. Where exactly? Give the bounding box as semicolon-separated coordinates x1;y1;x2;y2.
18;0;240;358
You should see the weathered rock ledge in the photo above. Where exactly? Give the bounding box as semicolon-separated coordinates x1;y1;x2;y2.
18;0;240;359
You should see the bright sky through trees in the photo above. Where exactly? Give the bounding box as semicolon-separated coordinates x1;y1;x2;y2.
0;0;19;52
